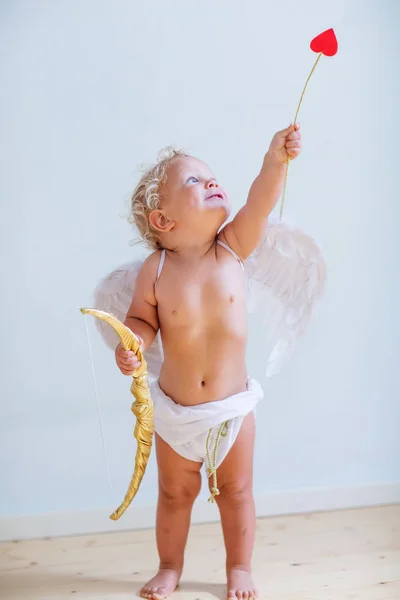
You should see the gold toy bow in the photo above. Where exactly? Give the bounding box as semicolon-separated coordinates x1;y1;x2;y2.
80;308;154;520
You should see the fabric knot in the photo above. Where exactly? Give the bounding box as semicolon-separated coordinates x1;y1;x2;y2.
208;487;220;503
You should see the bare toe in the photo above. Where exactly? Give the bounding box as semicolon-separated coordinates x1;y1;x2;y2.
227;569;257;600
139;569;180;600
140;585;154;599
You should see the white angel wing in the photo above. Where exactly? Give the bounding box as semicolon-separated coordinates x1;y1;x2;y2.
91;260;164;381
245;217;326;377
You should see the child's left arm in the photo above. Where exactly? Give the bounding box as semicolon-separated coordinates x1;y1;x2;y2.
220;124;301;259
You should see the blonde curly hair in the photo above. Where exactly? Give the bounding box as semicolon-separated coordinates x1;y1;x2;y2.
128;146;188;250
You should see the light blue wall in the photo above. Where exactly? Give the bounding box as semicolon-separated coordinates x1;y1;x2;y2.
1;0;399;519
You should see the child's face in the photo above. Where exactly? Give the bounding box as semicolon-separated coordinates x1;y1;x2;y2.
161;156;231;225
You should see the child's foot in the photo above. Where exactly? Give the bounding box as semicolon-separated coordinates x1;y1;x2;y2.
139;568;181;599
227;568;258;600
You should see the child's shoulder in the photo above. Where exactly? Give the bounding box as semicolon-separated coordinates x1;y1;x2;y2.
143;248;163;266
135;249;163;287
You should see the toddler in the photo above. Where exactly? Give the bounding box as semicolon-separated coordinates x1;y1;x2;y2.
116;124;302;600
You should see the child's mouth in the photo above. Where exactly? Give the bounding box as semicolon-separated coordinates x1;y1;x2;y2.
206;193;224;201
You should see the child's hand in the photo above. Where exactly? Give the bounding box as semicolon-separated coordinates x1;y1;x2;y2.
115;337;143;375
268;123;302;165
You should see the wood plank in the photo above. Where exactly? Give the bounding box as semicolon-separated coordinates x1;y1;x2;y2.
1;506;399;599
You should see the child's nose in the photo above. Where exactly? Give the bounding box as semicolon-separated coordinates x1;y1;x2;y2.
206;179;219;189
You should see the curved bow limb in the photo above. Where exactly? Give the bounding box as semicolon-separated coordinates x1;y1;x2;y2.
80;308;154;520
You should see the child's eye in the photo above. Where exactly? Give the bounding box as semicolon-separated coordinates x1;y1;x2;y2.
187;176;199;184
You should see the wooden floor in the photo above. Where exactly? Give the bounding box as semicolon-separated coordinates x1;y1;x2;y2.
1;505;399;599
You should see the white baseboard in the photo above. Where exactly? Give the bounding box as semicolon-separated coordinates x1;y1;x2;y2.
1;482;399;542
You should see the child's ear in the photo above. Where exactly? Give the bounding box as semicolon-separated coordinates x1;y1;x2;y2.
149;210;175;233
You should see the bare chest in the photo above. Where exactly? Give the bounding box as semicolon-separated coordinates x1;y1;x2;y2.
156;260;246;328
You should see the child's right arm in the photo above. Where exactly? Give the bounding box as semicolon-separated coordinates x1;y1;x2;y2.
115;254;160;376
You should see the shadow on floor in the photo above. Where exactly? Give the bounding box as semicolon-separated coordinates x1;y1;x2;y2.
1;570;226;599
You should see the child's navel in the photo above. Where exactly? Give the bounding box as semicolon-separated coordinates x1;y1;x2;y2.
172;310;178;316
229;295;235;303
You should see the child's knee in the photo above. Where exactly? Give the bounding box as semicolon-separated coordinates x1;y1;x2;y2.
216;479;253;505
159;474;201;508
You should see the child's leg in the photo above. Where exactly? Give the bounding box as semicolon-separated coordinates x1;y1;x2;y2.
140;433;202;600
211;413;257;600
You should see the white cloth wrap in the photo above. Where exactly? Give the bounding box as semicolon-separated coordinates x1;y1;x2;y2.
151;378;264;469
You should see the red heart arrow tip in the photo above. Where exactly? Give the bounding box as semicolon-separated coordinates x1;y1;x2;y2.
310;28;338;56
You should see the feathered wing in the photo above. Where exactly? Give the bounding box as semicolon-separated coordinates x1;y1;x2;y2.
91;260;164;381
245;217;326;377
90;219;325;380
